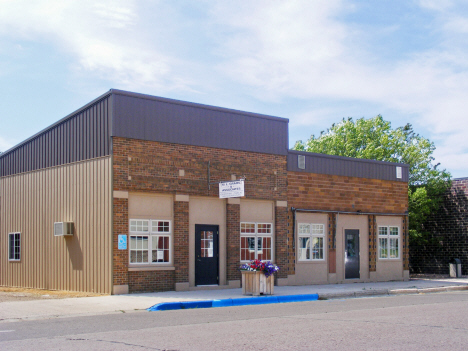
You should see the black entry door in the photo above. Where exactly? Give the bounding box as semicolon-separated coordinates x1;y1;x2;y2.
345;229;360;279
195;225;219;286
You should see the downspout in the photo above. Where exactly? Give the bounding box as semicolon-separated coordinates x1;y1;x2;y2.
291;207;296;249
291;208;408;217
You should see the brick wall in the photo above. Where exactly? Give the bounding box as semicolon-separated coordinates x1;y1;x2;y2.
369;216;377;272
226;203;240;281
328;214;337;273
287;171;408;276
411;179;468;275
288;172;408;213
112;137;287;292
113;198;129;287
128;270;175;293
275;206;288;279
174;200;189;283
113;137;287;199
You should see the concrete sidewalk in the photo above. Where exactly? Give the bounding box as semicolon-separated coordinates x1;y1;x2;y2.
1;277;467;322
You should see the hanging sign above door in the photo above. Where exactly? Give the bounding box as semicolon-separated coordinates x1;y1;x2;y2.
219;179;244;198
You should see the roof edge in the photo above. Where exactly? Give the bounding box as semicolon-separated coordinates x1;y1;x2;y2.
288;149;410;168
110;89;289;123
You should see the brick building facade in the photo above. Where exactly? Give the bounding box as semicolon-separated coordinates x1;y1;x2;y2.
0;89;409;294
410;178;468;275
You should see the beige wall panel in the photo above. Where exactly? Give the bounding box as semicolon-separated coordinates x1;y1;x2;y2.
296;212;328;224
0;157;112;294
189;197;226;287
376;216;404;281
294;212;328;285
129;193;173;219
336;215;369;283
240;200;274;222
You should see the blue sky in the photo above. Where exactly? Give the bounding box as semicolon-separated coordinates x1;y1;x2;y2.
1;0;468;177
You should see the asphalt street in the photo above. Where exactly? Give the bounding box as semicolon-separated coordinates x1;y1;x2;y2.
1;291;467;350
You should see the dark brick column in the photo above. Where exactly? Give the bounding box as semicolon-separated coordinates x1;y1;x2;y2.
369;215;377;272
275;205;288;279
174;200;189;283
226;201;240;282
287;208;295;276
403;215;409;271
328;213;337;274
113;197;129;289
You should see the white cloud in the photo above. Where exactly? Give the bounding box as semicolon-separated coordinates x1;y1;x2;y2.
0;0;194;91
1;0;467;175
207;1;468;174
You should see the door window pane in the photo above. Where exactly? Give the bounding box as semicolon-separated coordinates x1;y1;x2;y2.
201;231;214;258
347;235;357;257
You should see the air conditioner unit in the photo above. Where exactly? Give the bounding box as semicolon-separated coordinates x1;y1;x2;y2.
54;222;74;236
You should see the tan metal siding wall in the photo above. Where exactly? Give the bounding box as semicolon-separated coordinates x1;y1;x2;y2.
0;157;112;294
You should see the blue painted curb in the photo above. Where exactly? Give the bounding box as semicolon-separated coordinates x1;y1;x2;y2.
147;293;319;311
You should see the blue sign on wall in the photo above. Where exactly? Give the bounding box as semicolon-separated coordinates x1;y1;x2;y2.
118;235;127;250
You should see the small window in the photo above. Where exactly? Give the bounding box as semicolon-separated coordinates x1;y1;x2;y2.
129;219;171;264
9;232;21;261
298;155;306;169
396;166;402;179
240;222;273;261
378;226;400;259
298;223;325;261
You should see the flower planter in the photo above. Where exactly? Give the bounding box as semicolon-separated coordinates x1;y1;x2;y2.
241;271;274;296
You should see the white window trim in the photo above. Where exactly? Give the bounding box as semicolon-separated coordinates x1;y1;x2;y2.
297;223;326;261
378;226;401;260
8;232;21;262
129;219;172;265
240;222;274;262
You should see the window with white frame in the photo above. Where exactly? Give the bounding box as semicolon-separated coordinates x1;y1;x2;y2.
378;226;400;259
298;223;325;261
9;232;21;261
240;222;273;261
129;219;171;264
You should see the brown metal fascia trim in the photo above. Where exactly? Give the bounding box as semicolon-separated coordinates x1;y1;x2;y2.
287;149;410;169
110;89;289;123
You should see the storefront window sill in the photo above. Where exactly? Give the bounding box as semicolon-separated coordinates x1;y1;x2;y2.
128;266;175;272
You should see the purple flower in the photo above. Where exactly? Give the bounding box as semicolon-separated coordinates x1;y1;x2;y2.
239;260;280;277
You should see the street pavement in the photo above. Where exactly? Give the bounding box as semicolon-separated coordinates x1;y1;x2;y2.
1;277;467;322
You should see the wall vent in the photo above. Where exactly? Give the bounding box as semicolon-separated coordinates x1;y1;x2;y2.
396;166;402;179
54;222;74;236
298;155;306;169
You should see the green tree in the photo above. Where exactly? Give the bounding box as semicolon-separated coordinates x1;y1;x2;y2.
294;115;451;244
